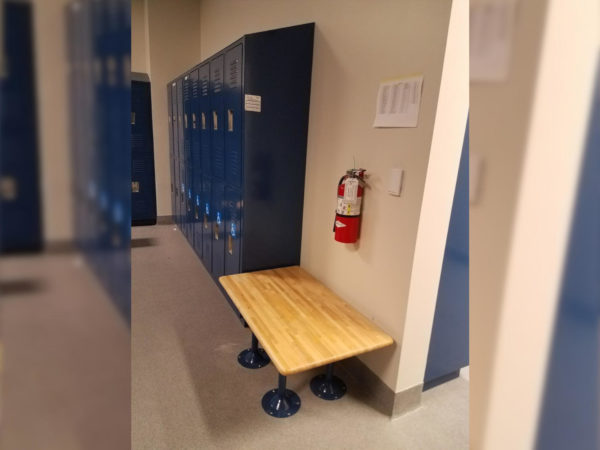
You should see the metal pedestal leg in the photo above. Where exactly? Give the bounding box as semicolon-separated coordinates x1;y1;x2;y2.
310;363;347;400
238;333;270;369
261;374;301;418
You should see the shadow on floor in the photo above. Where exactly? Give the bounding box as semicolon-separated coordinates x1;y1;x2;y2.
0;279;46;297
131;238;159;249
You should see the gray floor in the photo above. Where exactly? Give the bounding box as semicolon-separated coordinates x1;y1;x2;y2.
1;251;130;450
132;224;468;450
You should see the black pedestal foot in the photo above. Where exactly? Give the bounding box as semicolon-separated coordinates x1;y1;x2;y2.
310;364;347;400
237;333;270;369
262;374;301;418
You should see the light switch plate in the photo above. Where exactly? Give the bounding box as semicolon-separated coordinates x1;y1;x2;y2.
388;168;403;196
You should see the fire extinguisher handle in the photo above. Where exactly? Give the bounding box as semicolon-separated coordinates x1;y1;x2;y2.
333;214;337;232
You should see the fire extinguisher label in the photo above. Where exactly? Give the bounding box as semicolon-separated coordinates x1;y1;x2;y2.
344;178;359;203
337;197;362;216
335;220;347;228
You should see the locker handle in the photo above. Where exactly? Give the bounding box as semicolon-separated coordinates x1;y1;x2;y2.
195;205;199;220
204;213;208;229
214;222;220;240
192;113;197;129
227;109;233;132
132;181;140;193
201;112;206;130
131;112;136;125
212;111;218;130
228;234;233;255
184;114;188;129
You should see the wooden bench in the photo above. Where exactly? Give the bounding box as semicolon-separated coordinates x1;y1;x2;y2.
219;265;394;418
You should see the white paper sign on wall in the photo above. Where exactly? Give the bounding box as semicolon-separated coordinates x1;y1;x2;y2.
244;94;261;112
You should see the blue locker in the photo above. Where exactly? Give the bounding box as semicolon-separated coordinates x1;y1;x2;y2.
201;177;212;270
183;73;193;242
131;78;157;225
167;81;176;218
199;64;211;178
177;78;185;229
191;69;203;257
0;1;42;253
210;56;225;180
224;45;243;188
166;24;314;320
171;81;180;226
224;186;242;275
211;180;225;278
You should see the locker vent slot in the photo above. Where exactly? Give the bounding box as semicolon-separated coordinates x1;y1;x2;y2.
227;109;234;132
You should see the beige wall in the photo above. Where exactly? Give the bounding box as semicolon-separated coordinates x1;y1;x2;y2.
475;0;600;447
32;0;73;243
146;0;202;216
131;0;149;74
469;0;548;446
198;0;455;392
395;0;468;393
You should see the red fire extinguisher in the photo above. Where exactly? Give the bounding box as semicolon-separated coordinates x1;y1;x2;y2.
334;168;366;243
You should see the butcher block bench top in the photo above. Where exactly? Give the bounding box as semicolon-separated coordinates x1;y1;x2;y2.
219;265;394;376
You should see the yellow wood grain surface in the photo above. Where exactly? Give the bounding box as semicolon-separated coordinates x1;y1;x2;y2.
219;266;394;376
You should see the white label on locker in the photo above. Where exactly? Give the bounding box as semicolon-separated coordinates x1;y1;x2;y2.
245;94;261;112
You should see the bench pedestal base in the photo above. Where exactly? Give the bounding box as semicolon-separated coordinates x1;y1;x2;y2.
262;374;301;418
310;363;347;400
238;333;270;369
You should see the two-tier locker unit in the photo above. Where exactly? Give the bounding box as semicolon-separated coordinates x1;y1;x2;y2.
167;23;314;317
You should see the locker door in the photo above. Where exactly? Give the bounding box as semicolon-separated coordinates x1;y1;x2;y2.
201;177;212;270
131;80;157;225
210;55;225;180
191;69;202;257
211;180;225;278
183;74;193;242
199;64;211;177
224;44;243;188
177;78;185;228
0;1;42;252
224;186;241;275
167;83;175;218
171;82;180;226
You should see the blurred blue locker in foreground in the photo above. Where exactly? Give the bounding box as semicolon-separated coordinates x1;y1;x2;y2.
0;1;42;253
66;0;131;322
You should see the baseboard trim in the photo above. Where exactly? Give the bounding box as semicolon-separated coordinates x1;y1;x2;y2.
338;357;422;419
156;215;174;225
